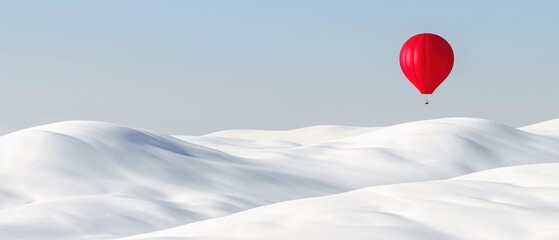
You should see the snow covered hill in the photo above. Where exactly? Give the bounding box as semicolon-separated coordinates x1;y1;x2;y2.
522;118;559;130
1;118;559;239
204;125;377;145
521;118;559;137
121;163;559;240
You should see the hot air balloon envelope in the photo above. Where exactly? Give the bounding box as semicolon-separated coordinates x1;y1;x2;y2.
399;33;454;94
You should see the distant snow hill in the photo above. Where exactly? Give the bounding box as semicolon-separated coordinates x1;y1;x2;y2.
1;118;559;240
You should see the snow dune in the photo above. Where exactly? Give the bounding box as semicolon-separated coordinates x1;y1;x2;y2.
204;125;377;145
522;118;559;130
520;118;559;137
1;118;559;239
121;163;559;240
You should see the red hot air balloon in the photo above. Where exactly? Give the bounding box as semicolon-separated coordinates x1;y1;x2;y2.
399;33;454;104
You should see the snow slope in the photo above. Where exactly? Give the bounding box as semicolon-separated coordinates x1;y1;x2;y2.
521;118;559;137
1;118;559;239
522;118;559;130
204;125;377;145
121;163;559;240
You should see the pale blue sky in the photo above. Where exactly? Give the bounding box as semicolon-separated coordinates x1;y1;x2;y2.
1;1;558;135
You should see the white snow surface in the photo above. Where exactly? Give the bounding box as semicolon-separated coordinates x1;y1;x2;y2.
1;118;559;240
522;118;559;130
204;125;377;145
521;118;559;137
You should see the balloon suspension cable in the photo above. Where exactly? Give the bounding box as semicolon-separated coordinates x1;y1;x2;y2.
423;95;429;105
